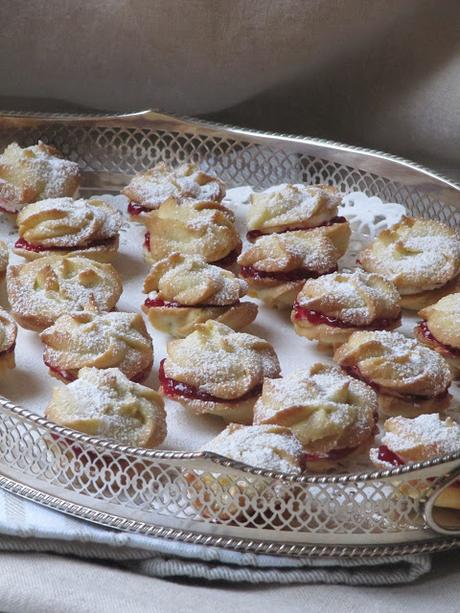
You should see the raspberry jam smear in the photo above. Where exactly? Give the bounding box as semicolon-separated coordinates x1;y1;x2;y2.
246;216;347;241
159;359;261;403
292;305;400;330
45;361;152;384
377;445;406;466
128;201;149;216
15;237;113;253
418;321;460;357
240;266;337;283
144;297;240;309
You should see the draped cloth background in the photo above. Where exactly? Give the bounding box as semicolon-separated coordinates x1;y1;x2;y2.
0;1;460;611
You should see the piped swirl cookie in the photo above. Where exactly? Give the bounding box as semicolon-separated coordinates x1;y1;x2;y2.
14;197;122;261
334;330;452;417
238;227;348;309
370;414;460;510
415;292;460;376
358;216;460;310
7;255;122;331
40;311;153;383
142;197;241;265
142;253;257;337
253;363;377;471
0;142;80;214
246;183;347;240
46;367;166;447
0;308;17;372
292;271;401;349
123;162;225;216
159;320;280;424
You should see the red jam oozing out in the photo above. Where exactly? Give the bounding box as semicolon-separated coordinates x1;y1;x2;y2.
377;445;406;467
240;266;337;283
419;321;460;357
159;358;261;403
292;305;400;330
144;297;240;309
344;365;449;402
246;216;347;241
45;360;151;384
144;231;151;251
128;201;149;216
14;237;113;253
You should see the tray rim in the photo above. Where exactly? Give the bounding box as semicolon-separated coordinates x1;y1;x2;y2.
0;108;460;484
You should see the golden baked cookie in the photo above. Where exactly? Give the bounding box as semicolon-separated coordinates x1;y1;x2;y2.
142;253;257;337
0;240;8;278
246;183;346;239
142;197;241;265
370;414;460;510
334;330;452;417
123;161;225;216
14;197;122;262
0;142;80;214
46;367;166;447
40;311;153;383
292;271;401;349
238;226;348;309
0;308;17;372
7;255;122;331
160;320;280;424
415;292;460;376
358;216;460;310
253;363;377;471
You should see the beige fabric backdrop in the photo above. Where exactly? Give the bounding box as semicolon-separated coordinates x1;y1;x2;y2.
0;1;459;610
1;0;459;171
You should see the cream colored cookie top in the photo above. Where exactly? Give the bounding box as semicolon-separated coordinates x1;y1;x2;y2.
359;216;460;294
419;292;460;348
334;330;452;397
40;311;153;379
46;367;166;448
247;183;342;233
163;320;280;399
17;197;122;248
296;270;401;326
123;161;225;210
144;253;247;306
0;141;80;212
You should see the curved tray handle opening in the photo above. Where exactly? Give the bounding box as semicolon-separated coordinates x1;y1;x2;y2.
424;466;460;535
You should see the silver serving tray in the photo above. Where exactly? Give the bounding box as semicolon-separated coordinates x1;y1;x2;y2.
0;109;460;558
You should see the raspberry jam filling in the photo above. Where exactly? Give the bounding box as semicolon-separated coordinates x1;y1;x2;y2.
159;359;261;403
377;445;406;466
246;216;347;241
15;236;114;253
144;297;239;309
292;305;400;329
128;201;150;215
418;321;460;357
45;360;152;384
144;232;151;251
240;266;337;283
344;365;450;402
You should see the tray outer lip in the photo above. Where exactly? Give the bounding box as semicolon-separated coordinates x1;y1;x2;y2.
0;110;459;556
0;109;459;483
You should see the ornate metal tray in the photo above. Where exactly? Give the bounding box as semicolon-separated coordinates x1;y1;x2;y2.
0;109;460;558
